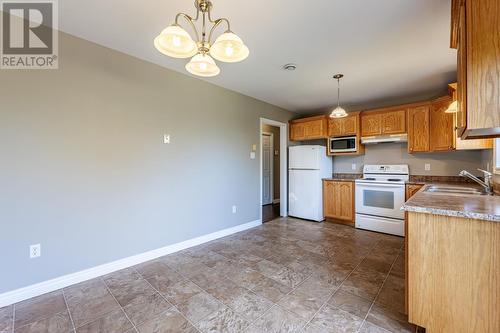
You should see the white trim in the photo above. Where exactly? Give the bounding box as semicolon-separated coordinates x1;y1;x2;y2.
0;219;261;307
260;118;288;219
272;199;280;204
261;131;274;205
494;138;500;175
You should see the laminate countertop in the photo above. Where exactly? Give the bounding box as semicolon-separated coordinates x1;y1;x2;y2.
402;183;500;222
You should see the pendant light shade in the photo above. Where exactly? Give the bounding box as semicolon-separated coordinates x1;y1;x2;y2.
330;106;348;118
445;100;458;113
210;32;249;63
154;25;197;59
329;74;348;118
185;53;220;77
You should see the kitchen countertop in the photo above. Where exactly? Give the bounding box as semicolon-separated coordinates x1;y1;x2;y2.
402;183;500;222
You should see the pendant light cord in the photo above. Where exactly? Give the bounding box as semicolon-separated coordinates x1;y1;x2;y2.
337;77;341;108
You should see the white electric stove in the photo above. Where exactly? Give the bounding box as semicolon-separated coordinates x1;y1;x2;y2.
355;165;409;236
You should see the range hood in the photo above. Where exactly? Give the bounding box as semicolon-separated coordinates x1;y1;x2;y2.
361;134;408;144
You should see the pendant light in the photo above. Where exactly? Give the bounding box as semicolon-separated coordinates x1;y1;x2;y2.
330;74;348;118
154;0;249;77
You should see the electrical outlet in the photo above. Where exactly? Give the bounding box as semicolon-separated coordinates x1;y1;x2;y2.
425;163;431;171
163;134;170;144
232;205;237;214
250;152;256;159
30;244;41;258
351;163;357;170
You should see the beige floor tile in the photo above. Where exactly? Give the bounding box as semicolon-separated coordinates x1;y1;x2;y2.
250;275;291;303
340;267;387;301
277;291;324;321
226;290;274;322
358;321;392;333
122;291;172;326
162;280;203;306
366;304;415;333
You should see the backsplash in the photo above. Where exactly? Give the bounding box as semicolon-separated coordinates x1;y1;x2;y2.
333;142;490;176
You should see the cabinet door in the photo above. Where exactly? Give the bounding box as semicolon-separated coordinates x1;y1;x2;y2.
382;110;406;134
304;119;326;139
342;116;358;136
328;118;343;137
456;2;467;136
408;106;430;153
337;182;354;221
361;113;382;136
430;99;455;151
323;181;337;218
290;123;305;141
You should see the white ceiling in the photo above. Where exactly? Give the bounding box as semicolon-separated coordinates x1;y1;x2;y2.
59;0;456;114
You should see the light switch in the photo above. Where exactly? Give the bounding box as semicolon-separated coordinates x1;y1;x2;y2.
274;150;279;156
252;144;257;152
351;163;357;170
425;163;431;171
163;134;170;144
250;152;256;159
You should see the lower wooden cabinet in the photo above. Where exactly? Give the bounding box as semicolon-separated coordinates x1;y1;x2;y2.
323;180;355;224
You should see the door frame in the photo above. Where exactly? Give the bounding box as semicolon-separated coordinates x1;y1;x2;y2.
260;118;288;219
261;132;274;205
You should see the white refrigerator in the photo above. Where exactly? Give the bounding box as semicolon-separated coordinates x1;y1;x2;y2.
288;145;332;222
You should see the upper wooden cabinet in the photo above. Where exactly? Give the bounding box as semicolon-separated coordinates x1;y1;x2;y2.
452;0;500;139
323;180;354;225
430;97;455;152
361;109;406;137
328;112;359;137
408;105;431;153
289;116;327;141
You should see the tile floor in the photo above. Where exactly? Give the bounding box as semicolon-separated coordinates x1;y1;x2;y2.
0;218;415;333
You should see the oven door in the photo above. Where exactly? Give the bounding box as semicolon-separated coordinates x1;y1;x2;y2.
355;182;405;219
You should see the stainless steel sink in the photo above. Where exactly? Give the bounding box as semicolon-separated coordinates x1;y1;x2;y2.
424;185;487;196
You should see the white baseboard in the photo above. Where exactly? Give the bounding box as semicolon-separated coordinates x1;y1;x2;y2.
272;199;280;204
0;219;262;307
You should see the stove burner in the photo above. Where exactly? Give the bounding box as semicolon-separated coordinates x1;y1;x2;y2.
363;178;376;181
388;178;402;182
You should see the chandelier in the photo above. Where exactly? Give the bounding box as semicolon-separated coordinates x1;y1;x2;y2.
154;0;249;77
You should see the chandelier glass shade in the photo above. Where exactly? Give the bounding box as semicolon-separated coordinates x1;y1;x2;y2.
154;0;249;77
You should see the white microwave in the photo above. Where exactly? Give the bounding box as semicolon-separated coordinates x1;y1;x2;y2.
329;136;357;153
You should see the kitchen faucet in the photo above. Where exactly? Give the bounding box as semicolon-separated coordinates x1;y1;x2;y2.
459;169;493;195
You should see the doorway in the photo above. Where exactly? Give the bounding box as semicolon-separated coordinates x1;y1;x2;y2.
260;119;288;223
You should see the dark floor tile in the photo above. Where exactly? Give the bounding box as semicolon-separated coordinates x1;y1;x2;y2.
67;291;119;328
107;278;155;308
123;291;172;326
329;289;372;319
359;321;391;333
75;309;133;333
226;290;274;322
14;310;72;333
14;291;67;328
197;306;250;333
277;291;324;321
246;305;306;333
366;304;415;333
340;267;387;301
64;279;109;306
177;292;223;324
162;280;203;306
250;275;291;303
136;308;198;333
309;304;364;332
374;273;405;313
0;305;13;332
293;276;337;303
229;267;265;290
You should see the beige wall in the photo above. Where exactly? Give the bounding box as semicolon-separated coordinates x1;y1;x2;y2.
333;143;490;176
261;124;280;200
0;30;295;293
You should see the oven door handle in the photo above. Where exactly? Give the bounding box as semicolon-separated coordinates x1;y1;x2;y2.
356;182;405;188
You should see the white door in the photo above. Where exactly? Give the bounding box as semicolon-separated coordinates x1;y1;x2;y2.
289;146;321;170
262;134;273;205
